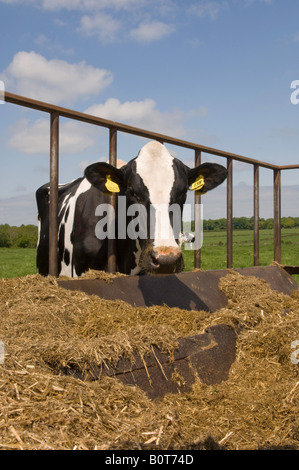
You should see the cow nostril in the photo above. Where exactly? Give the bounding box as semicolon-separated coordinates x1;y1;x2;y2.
152;249;181;265
151;252;160;267
147;247;183;274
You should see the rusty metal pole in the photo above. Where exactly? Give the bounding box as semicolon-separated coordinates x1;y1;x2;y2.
274;168;281;263
107;127;117;273
49;112;59;277
227;157;233;268
194;150;201;269
253;164;259;266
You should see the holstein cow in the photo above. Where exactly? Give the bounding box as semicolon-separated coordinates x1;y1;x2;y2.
36;140;227;277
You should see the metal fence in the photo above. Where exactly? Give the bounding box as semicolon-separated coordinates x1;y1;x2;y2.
4;91;299;276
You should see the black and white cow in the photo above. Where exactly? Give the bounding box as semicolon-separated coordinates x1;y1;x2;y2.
36;140;227;277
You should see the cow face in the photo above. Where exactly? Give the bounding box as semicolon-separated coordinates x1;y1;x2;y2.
85;141;227;275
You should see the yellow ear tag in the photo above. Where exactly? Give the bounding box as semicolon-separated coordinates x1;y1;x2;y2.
105;175;120;193
190;175;205;191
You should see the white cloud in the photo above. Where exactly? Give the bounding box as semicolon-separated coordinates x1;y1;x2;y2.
6;97;208;156
1;0;176;44
188;1;227;20
0;0;29;3
2;94;209;164
241;0;273;6
79;13;122;42
0;193;38;226
8;118;96;155
1;51;113;105
244;0;273;4
129;21;175;43
34;34;74;56
0;0;144;10
78;160;92;173
86;98;157;121
85;98;207;137
41;0;143;10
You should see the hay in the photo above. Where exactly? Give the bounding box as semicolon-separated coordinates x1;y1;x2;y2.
0;271;298;450
60;268;127;282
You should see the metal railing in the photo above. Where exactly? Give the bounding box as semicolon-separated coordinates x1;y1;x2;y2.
4;91;299;276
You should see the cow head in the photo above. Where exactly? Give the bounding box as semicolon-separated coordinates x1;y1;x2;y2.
85;141;227;275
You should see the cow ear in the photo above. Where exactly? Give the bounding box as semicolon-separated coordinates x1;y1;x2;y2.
84;162;124;194
188;162;227;193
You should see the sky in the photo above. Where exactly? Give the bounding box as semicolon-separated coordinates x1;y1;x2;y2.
0;0;299;225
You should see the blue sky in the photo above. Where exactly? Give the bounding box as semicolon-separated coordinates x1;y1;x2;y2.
0;0;299;225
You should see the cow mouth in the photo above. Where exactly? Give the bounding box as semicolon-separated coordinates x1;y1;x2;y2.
140;248;184;275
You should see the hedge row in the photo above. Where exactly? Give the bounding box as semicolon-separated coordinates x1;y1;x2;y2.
0;224;38;248
1;217;298;248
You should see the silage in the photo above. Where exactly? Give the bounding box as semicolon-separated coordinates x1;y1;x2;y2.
0;270;298;450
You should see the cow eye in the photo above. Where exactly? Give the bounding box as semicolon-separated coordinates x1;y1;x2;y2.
133;193;145;204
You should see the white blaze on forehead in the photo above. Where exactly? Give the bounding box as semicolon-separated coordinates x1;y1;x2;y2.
136;141;174;204
136;141;178;248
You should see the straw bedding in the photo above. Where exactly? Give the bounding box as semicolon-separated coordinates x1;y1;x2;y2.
0;270;298;450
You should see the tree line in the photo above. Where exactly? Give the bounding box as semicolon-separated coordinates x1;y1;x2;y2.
0;224;38;248
193;216;299;232
0;217;298;248
203;216;299;231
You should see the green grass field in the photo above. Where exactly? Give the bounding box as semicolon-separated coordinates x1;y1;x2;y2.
183;227;299;269
0;228;298;283
183;227;299;283
0;247;37;278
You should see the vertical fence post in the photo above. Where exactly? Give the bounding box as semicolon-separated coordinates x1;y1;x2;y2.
194;149;201;269
253;164;259;266
49;112;59;277
226;157;233;268
274;168;281;263
107;127;117;273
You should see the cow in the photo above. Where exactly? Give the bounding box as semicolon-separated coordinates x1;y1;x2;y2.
36;140;227;277
178;232;196;247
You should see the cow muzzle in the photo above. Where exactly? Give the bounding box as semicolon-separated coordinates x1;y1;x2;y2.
147;246;184;274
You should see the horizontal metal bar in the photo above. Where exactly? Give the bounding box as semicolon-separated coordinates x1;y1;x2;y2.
4;91;283;170
282;265;299;275
278;165;299;170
